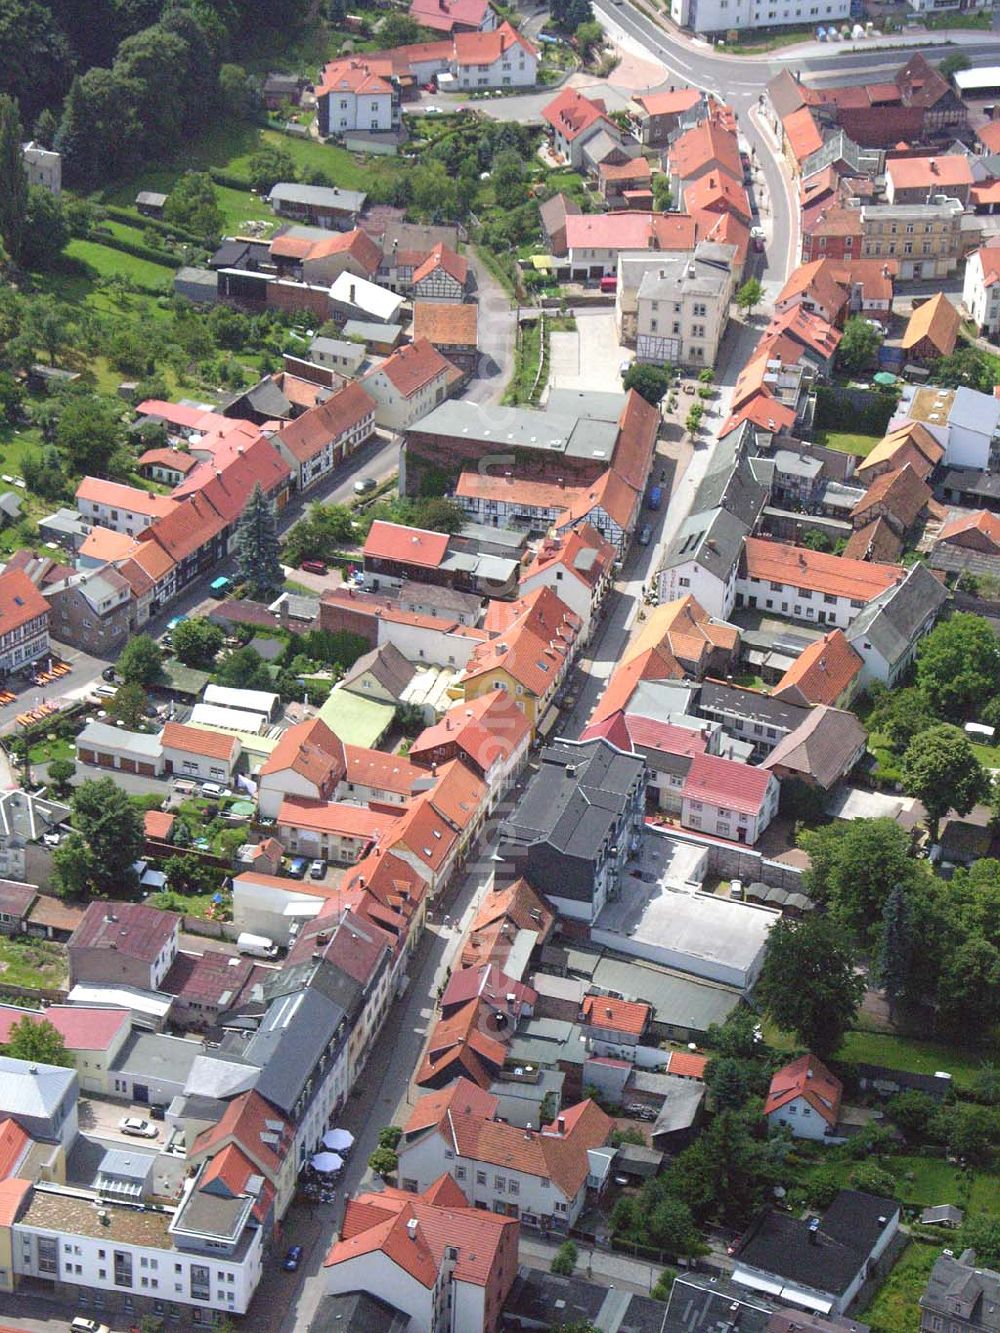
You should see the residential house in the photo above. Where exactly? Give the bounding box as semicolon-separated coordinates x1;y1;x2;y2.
43;566;133;655
275;801;398;864
668;117;743;200
538;193;580;257
410;0;497;32
0;882;37;937
541;88;622;169
324;1176;520;1333
160;722;241;785
680;752;780;844
409;689;531;811
849;463;930;552
316;59;398;137
269;181;368;228
962;242;1000;336
362;520;452;591
772;629;863;708
362;338;459;431
0;569;50;675
411;244;468;303
733;1190;900;1316
764;1054;844;1141
460;585;581;731
845;561;949;687
563;211;698;283
397;1084;613;1229
855;421;943;485
451;22;537;89
68;902;180;992
623;595;739;681
270;227;381;287
137;448;199;486
0;1003;131;1096
579;995;651;1057
329;272;405;326
188;1089;296;1221
760;705;867;790
74;478;177;537
857;201;966;282
339;643;418;706
497;738;646;922
599;157;653;210
517;526;615;644
273;382;376;493
901;293;960;363
894;382;1000;471
629;88;704;147
736;537;903;629
257;717;346;821
919;1249;1000;1333
22;141;60;194
413;302;479;378
935;509;1000;556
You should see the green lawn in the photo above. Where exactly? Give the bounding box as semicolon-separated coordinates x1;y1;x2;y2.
864;1243;940;1333
63;239;173;291
837;1030;996;1091
0;936;68;990
815;430;883;457
0;424;45;478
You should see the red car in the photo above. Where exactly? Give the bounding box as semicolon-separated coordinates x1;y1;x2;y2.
301;559;327;575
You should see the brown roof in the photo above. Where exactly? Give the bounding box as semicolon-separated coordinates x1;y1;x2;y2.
852;463;930;530
0;568;50;636
413;301;479;349
857;420;944;479
139;491;226;563
623;594;737;676
278;381;376;465
258;716;345;787
69;901;179;963
901;292;960;357
369;338;457;399
937;509;1000;549
760;704;868;789
841;516;903;564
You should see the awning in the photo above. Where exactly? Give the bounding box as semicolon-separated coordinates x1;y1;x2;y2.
733;1270;784;1297
783;1290;834;1315
536;706;562;740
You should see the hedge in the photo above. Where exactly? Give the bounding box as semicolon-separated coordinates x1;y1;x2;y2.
90;231;178;269
209;169;252;191
101;204;206;247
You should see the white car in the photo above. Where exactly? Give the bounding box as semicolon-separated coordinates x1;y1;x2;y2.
71;1318;111;1333
119;1116;158;1139
201;782;225;798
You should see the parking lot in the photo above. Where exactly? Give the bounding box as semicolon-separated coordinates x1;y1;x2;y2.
547;308;632;394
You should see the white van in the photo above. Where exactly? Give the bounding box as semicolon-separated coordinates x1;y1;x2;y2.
236;932;279;959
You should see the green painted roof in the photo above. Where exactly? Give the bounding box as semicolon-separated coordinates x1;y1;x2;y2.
317;688;395;748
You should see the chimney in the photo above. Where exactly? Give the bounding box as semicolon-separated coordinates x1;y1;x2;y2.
349;283;356;304
557;1115;566;1134
406;1218;418;1240
524;1123;533;1139
808;1217;820;1244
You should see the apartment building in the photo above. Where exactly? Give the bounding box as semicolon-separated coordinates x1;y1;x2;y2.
670;0;849;36
362;339;459;431
68;903;180;993
451;22;537;89
273;381;376;493
44;566;133;655
962;242;1000;336
633;242;735;367
316;57;398;136
74;479;177;538
680;752;780;844
859;201;967;280
736;537;903;629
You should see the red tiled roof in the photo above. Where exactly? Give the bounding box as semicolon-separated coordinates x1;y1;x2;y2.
741;536;902;601
581;994;650;1036
410;690;531;776
887;153;973;192
522;524;615;592
343;744;427;796
392;793;460;876
0;1176;30;1227
173;436;290;520
259;717;345;787
542;87;610;140
416;997;507;1087
665;1050;708;1079
410;0;492;31
277;798;399;842
427;756;487;831
412;242;468;287
681;752;775;816
144;809;175;841
367;338;457;399
764;1052;843;1127
440;961;536;1013
462;585;579;698
0;569;53;637
684;171;750;221
191;1090;294;1179
634;88;701;117
563;210;697;253
317;56;394;97
977;120;1000;155
75;477;178;519
278;381;375;465
139;491;226;563
782;106;824;162
138;448;199;475
773;629;863;707
162;949;253;1008
404;1077;499;1133
842;516;904;564
937;508;1000;549
669;118;742;183
413;301;478;348
363;519;449;568
161;721;239;761
453;20;536;65
0;1119;29;1180
461;877;554;971
272;227;382;275
624;716;708;758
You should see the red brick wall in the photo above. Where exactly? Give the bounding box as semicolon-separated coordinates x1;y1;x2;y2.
266;282;332;321
318;600;379;645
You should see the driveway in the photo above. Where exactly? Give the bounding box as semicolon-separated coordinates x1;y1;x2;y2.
545;309;631;394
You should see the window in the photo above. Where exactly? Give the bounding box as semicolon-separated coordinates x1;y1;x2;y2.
495;1175;506;1192
456;1166;466;1181
476;1170;487;1185
114;1251;133;1288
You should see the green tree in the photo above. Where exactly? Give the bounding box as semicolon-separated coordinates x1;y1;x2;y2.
623;362;670;406
671;1111;784;1227
685;403;703;435
916;613;1000;722
705;1056;762;1112
868;684;936;753
164;171;223;244
886;1090;938;1140
705;1008;760;1060
46;757;76;797
171;618;224;669
378;1125;402;1149
0;371;23;424
937;938;1000;1042
51;832;95;899
219;63;255;117
551;1240;578;1275
931;346;995;394
64;777;144;896
379;12;423;44
394;702;426;737
110;680;148;730
31;107;58;149
491;148;526;211
0;95;27;264
576;18;603;57
900;724;991;843
54;393;125;473
118;634;163;687
735;277;763;318
368;1146;398;1176
937;1102;1000;1163
236;483;283;599
20;186;69;270
3;1015;72;1066
799;818;916;939
652;174;672;211
217;646;273;692
755;917;864;1057
248;143;296;195
836;315;882;373
875;881;917;1018
940;52;972;79
850;1163;897;1197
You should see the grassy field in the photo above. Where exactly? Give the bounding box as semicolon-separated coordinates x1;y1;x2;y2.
0;424;45;479
816;429;883;457
63;240;174;291
864;1243;940;1333
0;937;68;990
837;1029;996;1090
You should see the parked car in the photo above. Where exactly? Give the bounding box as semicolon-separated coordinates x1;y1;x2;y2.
119;1117;158;1139
353;476;376;495
71;1319;110;1333
101;666;117;682
637;524;653;546
309;858;328;880
172;778;196;794
201;782;225;798
287;857;308;880
283;1245;304;1272
300;559;327;575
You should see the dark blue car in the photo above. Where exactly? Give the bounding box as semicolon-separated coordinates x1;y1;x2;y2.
283;1245;304;1272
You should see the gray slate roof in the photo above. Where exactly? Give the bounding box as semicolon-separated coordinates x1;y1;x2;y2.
920;1251;1000;1329
0;1055;76;1119
760;705;867;789
845;562;949;669
698;680;810;734
242;987;346;1115
270;182;366;212
339;641;416;699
